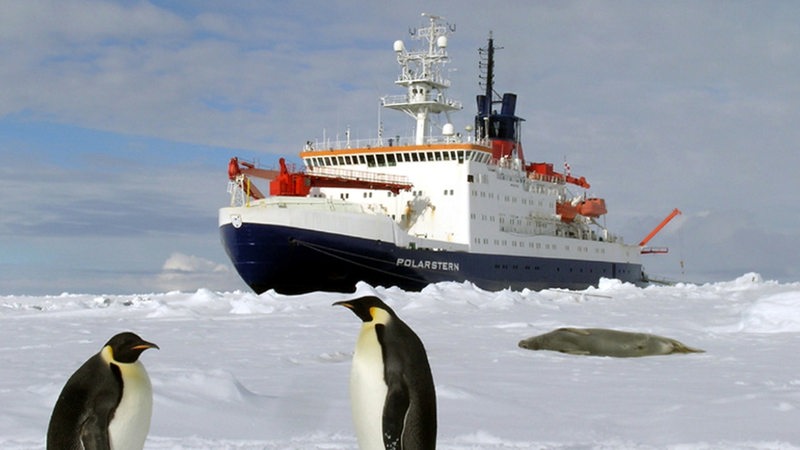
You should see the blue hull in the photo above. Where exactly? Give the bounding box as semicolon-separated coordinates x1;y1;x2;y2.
220;223;643;294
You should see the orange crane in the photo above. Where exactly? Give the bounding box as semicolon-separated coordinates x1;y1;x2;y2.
227;157;413;199
639;208;682;254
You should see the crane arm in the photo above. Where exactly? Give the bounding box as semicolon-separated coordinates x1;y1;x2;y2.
639;208;682;247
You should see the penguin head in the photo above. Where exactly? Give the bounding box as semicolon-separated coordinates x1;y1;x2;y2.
103;332;159;364
333;296;395;324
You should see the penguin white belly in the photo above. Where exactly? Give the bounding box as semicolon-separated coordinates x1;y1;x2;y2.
351;325;389;450
108;361;153;450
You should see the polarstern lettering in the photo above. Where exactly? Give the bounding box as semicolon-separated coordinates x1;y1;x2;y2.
396;258;460;271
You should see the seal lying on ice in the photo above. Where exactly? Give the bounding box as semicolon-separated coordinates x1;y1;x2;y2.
518;327;704;357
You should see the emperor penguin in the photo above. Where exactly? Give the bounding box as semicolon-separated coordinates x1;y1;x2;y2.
334;295;437;450
46;331;159;450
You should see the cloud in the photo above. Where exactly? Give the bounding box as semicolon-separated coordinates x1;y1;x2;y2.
161;252;228;273
156;252;234;292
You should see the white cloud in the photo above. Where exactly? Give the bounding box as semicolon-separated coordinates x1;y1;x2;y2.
156;252;235;293
161;252;228;273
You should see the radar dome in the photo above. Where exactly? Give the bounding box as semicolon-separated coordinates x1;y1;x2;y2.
437;36;448;48
393;40;405;53
442;123;455;136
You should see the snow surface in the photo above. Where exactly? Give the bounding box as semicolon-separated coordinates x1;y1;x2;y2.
2;273;800;449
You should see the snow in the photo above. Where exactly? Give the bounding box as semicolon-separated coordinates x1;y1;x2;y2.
2;272;800;449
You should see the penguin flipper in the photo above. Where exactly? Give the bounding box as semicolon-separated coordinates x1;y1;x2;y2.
79;414;111;450
382;382;410;449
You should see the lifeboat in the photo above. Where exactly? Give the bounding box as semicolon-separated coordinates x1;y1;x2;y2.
577;198;607;218
556;201;578;222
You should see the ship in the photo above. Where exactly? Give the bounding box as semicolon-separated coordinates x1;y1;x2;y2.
219;14;677;295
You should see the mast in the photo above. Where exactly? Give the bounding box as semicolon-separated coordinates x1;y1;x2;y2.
382;13;462;145
478;32;495;140
474;34;525;161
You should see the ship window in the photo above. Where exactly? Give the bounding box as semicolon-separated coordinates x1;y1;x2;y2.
442;152;450;161
357;155;366;164
411;152;419;162
337;156;345;165
427;152;435;161
434;152;442;161
323;157;332;166
387;153;396;166
345;155;353;164
467;174;474;182
419;152;427;161
376;154;386;166
366;154;376;167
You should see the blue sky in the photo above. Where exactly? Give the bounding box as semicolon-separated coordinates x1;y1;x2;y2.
2;1;799;295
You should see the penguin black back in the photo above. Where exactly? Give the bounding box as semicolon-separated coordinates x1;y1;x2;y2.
47;331;158;450
335;296;437;449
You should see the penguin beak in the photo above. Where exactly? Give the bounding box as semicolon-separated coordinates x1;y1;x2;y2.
333;300;353;310
132;342;159;351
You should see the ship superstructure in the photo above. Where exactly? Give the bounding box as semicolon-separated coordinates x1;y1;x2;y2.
220;14;661;295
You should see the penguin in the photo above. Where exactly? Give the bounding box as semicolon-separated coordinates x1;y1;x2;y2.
46;331;159;450
334;295;436;450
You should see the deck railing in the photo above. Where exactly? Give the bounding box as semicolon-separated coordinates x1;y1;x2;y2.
304;133;482;152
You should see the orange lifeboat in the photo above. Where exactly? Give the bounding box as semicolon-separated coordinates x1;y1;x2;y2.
556;201;578;222
577;198;607;218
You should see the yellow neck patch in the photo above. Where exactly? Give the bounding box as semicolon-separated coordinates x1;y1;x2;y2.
368;307;392;325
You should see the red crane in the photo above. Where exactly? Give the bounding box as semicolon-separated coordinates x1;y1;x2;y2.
639;208;682;253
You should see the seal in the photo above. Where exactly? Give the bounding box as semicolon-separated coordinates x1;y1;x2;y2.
518;327;704;357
